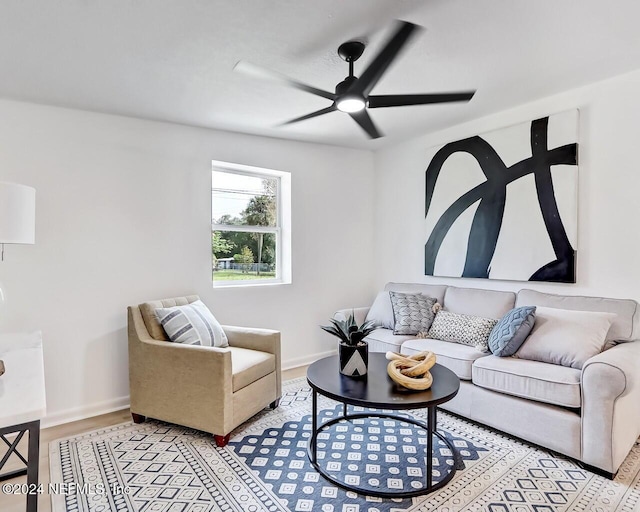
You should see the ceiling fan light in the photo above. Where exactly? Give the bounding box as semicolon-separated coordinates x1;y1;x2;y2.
336;96;366;113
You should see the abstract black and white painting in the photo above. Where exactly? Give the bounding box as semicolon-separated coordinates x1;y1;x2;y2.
424;110;578;283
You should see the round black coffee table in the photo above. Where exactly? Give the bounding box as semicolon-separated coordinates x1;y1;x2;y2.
306;353;460;498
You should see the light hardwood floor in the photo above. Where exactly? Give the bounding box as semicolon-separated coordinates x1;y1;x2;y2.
1;365;308;512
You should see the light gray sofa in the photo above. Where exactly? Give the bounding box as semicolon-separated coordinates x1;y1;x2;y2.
336;282;640;477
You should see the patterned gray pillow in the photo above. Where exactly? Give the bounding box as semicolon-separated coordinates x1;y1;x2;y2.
428;310;498;351
155;300;228;348
389;292;437;335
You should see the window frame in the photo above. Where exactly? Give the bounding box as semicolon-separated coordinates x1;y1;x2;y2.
211;160;291;288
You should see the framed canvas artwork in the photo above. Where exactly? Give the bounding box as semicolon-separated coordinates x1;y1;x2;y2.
424;110;578;283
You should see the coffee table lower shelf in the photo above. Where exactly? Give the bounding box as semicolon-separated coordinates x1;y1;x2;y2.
307;391;459;499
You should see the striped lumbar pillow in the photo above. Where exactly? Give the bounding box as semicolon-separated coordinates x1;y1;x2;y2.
154;300;228;348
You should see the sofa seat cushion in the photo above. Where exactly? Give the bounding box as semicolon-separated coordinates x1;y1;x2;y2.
230;347;275;392
472;356;581;408
401;338;489;380
365;328;415;353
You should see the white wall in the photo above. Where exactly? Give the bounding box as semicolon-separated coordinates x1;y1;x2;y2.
4;65;638;427
373;69;640;303
0;99;375;425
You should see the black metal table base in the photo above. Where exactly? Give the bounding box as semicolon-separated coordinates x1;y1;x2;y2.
0;420;41;512
307;390;459;498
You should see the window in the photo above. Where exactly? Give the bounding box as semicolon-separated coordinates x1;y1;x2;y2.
211;161;291;287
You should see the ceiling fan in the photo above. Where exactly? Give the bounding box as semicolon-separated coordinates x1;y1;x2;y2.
234;20;476;139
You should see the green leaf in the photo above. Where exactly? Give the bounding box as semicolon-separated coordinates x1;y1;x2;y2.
320;324;349;344
321;311;376;346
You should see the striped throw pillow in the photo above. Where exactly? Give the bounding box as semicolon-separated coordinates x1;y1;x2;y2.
155;300;228;347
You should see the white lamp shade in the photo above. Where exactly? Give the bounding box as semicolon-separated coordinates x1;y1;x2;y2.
0;182;35;244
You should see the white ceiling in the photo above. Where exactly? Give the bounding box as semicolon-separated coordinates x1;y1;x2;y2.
1;0;640;149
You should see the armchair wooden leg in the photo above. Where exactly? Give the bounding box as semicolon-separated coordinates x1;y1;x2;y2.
269;399;280;410
131;413;146;424
214;434;230;447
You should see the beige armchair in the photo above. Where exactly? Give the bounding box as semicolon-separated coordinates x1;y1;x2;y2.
127;295;281;447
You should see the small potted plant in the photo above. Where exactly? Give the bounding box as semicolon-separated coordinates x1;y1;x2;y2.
321;313;376;377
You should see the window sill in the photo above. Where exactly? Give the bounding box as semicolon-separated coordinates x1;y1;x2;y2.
212;280;292;289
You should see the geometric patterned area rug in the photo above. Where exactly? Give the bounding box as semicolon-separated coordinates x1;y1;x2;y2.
49;377;640;512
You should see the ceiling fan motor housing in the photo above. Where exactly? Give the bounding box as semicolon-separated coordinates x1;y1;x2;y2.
335;76;357;96
335;42;366;110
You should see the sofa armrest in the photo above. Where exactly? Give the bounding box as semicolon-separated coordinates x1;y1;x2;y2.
223;325;280;353
581;341;640;473
334;307;370;325
223;325;282;399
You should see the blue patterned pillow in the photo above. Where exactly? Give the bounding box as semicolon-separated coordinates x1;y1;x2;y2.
488;306;537;357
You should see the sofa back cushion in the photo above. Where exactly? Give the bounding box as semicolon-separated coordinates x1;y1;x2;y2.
384;282;447;304
444;287;515;320
516;289;639;342
140;295;200;341
367;285;445;330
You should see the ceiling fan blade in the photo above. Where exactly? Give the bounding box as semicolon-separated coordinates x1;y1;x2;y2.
350;20;421;98
368;91;476;108
279;106;336;126
349;110;383;139
234;61;336;101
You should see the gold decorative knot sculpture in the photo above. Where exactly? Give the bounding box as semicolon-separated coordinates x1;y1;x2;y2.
386;351;436;390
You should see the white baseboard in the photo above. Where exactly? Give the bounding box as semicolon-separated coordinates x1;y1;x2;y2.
282;349;337;370
41;350;336;430
42;395;130;429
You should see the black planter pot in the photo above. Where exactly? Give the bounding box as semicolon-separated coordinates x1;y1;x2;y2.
338;342;368;377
